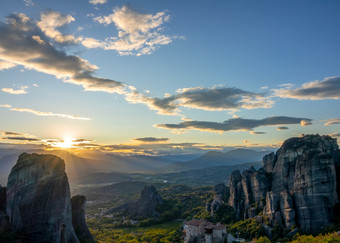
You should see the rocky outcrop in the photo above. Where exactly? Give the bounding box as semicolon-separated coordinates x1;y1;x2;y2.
207;183;228;215
6;153;79;243
71;195;95;242
228;134;340;233
105;185;163;218
228;167;270;220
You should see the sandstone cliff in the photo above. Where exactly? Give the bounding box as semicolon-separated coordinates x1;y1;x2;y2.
105;185;163;218
228;135;340;233
6;153;80;242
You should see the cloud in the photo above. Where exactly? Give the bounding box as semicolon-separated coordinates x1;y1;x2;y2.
134;137;169;142
0;13;124;93
2;86;28;94
250;131;266;135
0;104;91;120
0;130;40;143
85;5;173;56
23;0;34;7
0;131;25;135
324;118;340;126
89;0;107;5
329;133;340;138
155;116;312;133
3;136;39;141
0;60;17;70
277;126;289;131
125;86;273;115
274;77;340;100
37;11;78;44
300;120;312;126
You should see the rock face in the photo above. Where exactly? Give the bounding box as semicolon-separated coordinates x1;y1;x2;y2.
71;195;95;242
228;135;340;233
0;185;8;234
105;185;163;218
228;166;270;220
6;153;79;243
206;183;228;215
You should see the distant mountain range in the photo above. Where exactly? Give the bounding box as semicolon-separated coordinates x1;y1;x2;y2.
157;148;272;172
0;147;272;184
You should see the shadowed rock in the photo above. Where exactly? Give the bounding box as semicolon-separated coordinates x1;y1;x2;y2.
0;185;8;234
6;153;79;243
105;185;163;218
71;195;95;242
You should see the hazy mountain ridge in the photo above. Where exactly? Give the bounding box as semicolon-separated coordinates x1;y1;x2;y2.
0;147;271;185
158;148;272;172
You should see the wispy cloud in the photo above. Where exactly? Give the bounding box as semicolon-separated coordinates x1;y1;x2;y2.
2;86;28;94
83;6;175;56
324;118;340;126
0;104;91;120
89;0;107;5
134;137;169;142
0;13;124;93
155;116;312;133
274;77;340;100
23;0;34;7
277;126;289;131
329;133;340;138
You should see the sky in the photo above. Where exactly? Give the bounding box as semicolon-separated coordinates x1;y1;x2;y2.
0;0;340;156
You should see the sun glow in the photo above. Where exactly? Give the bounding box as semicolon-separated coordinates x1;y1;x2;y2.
54;137;74;148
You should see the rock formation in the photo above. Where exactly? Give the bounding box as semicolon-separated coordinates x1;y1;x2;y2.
228;134;340;233
228;166;270;220
6;153;80;242
207;183;229;215
0;185;8;234
105;185;163;218
71;195;95;242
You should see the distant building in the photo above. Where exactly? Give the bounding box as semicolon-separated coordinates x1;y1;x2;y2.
183;219;226;243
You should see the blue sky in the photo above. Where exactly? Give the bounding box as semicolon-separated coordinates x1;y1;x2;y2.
0;0;339;156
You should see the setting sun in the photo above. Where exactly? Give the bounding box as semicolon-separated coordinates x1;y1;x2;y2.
54;137;74;148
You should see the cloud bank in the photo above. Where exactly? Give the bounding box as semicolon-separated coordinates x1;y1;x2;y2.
155;116;312;133
126;86;273;115
0;13;124;93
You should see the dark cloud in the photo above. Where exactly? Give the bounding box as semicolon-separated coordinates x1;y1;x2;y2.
3;136;39;141
277;126;289;130
0;13;124;93
274;77;340;100
155;116;312;133
250;131;266;135
2;131;24;135
73;138;94;143
134;137;169;142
